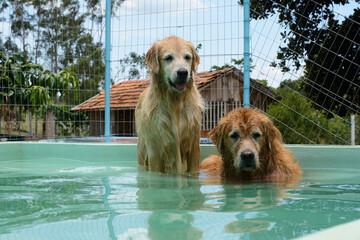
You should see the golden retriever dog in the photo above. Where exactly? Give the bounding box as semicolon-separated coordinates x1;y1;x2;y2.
200;107;302;181
136;36;204;174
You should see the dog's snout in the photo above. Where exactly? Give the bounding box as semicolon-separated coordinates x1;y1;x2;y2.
177;68;188;80
241;150;255;161
239;149;256;171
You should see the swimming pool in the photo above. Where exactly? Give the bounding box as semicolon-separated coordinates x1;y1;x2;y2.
0;142;359;239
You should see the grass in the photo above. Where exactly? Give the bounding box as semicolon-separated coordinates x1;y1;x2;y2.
0;113;43;137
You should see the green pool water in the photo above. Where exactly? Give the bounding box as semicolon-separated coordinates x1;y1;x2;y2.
0;143;359;240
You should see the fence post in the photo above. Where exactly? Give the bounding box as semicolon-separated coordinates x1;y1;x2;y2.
104;0;111;143
351;115;355;145
243;0;250;107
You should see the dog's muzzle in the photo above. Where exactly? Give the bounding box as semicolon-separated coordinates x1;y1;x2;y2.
169;68;189;91
239;149;257;171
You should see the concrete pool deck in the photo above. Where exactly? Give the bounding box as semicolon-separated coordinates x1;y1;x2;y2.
297;218;360;240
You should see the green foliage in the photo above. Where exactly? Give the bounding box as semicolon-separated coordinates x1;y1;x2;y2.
211;63;234;71
53;105;89;136
119;52;148;80
211;58;268;85
268;87;354;144
255;79;268;86
67;45;104;104
29;86;49;105
211;58;254;72
239;1;359;117
0;52;42;107
0;51;79;112
303;9;360;117
195;43;202;52
238;0;354;71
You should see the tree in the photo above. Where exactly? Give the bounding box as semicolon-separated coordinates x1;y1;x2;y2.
238;0;356;71
267;83;354;144
0;51;79;137
211;58;242;71
238;1;360;117
67;43;105;104
303;9;360;117
119;52;148;80
1;0;126;137
0;52;43;134
7;0;33;57
210;58;268;86
36;68;79;138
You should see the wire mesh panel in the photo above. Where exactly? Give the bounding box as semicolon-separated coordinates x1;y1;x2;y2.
0;0;108;140
0;0;359;144
247;0;360;144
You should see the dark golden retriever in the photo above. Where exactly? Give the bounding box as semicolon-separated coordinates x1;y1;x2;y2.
136;36;204;174
200;107;302;181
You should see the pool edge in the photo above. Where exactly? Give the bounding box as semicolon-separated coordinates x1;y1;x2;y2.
296;218;360;240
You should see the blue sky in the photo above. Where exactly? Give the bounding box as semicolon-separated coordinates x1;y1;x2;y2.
109;0;358;88
0;0;358;88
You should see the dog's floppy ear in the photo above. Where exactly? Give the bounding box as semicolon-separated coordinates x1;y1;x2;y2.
263;119;282;152
191;46;200;72
209;121;226;154
145;43;160;74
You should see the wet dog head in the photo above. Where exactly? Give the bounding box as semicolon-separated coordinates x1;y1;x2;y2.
145;36;200;92
209;108;282;173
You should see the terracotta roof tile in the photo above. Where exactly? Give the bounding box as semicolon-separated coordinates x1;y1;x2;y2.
72;67;243;111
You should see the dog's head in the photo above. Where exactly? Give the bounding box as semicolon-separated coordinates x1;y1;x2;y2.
145;36;200;92
209;108;282;173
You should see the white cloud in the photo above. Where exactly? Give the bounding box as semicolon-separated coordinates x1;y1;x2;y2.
252;64;305;88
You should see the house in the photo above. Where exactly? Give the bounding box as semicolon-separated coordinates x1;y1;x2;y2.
72;67;276;137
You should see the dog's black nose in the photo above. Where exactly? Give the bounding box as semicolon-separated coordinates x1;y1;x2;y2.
240;149;256;170
177;68;188;80
241;150;255;161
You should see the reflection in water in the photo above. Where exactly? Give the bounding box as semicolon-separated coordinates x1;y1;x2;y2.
102;176;116;240
200;177;299;237
136;170;204;240
147;211;202;240
201;180;294;212
1;166;360;239
225;219;272;234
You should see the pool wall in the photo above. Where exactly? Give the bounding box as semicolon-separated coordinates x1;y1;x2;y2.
1;142;359;167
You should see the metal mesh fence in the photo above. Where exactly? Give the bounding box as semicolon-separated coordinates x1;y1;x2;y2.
0;0;359;144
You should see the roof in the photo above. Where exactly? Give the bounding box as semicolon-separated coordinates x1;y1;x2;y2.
72;67;273;111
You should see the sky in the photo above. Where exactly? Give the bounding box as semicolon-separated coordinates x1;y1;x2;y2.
0;0;358;88
109;0;358;88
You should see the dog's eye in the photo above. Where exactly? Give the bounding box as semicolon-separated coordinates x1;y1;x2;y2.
164;55;173;62
229;132;240;140
184;55;191;61
252;132;261;139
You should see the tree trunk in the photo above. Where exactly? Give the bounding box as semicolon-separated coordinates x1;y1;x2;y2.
45;108;55;139
35;112;38;136
358;115;360;145
29;112;33;136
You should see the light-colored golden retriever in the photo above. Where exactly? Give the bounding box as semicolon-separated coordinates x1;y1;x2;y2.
200;107;302;181
135;36;204;174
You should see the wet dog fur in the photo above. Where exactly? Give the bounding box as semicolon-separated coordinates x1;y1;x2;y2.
136;36;204;174
200;108;302;181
